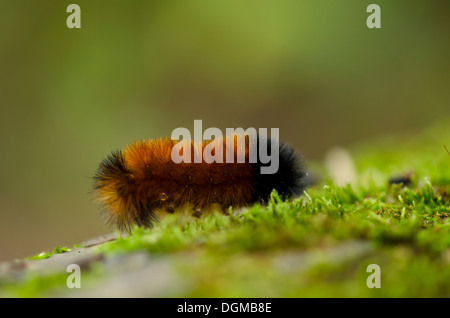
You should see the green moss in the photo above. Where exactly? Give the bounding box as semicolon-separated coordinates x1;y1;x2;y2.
2;273;70;298
26;246;71;261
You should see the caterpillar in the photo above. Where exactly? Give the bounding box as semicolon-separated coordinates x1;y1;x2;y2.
93;134;308;230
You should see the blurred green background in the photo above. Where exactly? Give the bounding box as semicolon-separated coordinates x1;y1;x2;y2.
0;0;449;262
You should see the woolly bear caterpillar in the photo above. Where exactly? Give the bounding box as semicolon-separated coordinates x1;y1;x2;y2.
93;134;308;230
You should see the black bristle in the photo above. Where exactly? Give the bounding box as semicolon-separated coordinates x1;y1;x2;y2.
93;150;129;187
251;135;308;203
93;149;159;231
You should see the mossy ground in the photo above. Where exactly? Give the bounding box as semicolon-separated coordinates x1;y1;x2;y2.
2;120;450;297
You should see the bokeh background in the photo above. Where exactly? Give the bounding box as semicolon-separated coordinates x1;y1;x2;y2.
0;0;449;261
